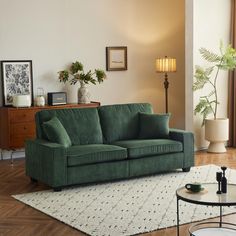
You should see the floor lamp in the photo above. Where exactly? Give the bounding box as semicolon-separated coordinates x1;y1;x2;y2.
156;56;176;113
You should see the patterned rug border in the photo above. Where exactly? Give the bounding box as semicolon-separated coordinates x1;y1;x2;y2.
12;164;236;236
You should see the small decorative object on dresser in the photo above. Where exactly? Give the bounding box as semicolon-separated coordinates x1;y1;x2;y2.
12;94;31;108
0;60;33;106
35;87;45;107
58;61;106;104
47;92;67;106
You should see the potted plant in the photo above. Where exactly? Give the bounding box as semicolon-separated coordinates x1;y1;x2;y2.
58;61;106;104
193;42;236;153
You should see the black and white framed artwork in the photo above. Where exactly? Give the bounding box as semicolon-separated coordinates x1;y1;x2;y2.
1;60;33;106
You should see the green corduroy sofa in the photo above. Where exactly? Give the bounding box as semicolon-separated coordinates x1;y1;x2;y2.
25;103;194;191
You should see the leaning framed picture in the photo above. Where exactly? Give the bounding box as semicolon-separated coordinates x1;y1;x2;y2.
106;46;127;71
1;60;33;106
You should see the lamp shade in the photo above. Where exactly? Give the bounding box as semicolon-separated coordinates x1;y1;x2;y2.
156;56;176;73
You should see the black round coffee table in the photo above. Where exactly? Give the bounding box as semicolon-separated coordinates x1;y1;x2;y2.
176;183;236;236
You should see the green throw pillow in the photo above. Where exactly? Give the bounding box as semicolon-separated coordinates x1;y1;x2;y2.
43;116;72;147
139;112;170;139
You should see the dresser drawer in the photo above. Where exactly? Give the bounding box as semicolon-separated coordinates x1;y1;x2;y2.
9;109;36;123
10;122;35;136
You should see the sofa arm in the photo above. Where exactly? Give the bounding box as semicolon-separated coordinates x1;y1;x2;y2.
25;139;67;188
169;128;194;168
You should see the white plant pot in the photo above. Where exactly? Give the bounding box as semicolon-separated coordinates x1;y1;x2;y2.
205;118;229;153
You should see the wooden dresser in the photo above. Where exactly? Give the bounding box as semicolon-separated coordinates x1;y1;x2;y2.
0;102;100;150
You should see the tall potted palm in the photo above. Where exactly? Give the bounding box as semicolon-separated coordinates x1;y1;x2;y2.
193;42;236;153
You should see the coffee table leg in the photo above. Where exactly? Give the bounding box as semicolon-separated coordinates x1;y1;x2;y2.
220;206;222;227
177;198;180;236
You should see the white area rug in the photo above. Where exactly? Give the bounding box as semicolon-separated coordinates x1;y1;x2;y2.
13;165;236;236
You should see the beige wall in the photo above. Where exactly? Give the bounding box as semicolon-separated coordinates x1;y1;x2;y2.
0;0;185;130
193;0;231;149
0;0;185;159
1;0;231;153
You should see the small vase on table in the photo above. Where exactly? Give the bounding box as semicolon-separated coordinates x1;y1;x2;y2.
78;81;90;104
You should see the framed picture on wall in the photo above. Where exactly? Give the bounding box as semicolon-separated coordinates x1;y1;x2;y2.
1;60;33;106
106;46;127;71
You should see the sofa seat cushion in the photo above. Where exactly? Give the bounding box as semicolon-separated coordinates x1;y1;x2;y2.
112;139;183;159
67;144;127;167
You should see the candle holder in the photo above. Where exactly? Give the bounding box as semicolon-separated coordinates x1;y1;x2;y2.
216;171;222;194
221;166;227;193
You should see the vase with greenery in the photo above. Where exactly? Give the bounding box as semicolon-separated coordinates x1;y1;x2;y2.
58;61;106;104
193;42;236;152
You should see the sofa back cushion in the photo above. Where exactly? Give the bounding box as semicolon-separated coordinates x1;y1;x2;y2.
36;108;103;145
98;103;153;143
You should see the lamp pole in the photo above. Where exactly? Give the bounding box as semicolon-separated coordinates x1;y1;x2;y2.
164;73;169;113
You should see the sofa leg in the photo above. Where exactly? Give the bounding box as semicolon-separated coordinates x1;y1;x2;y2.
182;167;191;172
30;177;38;183
53;187;62;192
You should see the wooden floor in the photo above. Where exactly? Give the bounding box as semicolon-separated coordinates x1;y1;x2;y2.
1;149;236;236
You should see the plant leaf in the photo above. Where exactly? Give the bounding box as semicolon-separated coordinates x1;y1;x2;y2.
95;69;106;83
194;99;208;115
217;43;236;70
70;61;83;74
207;90;215;98
194;98;215;126
201;106;212;126
199;48;221;62
193;66;213;91
58;70;69;83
